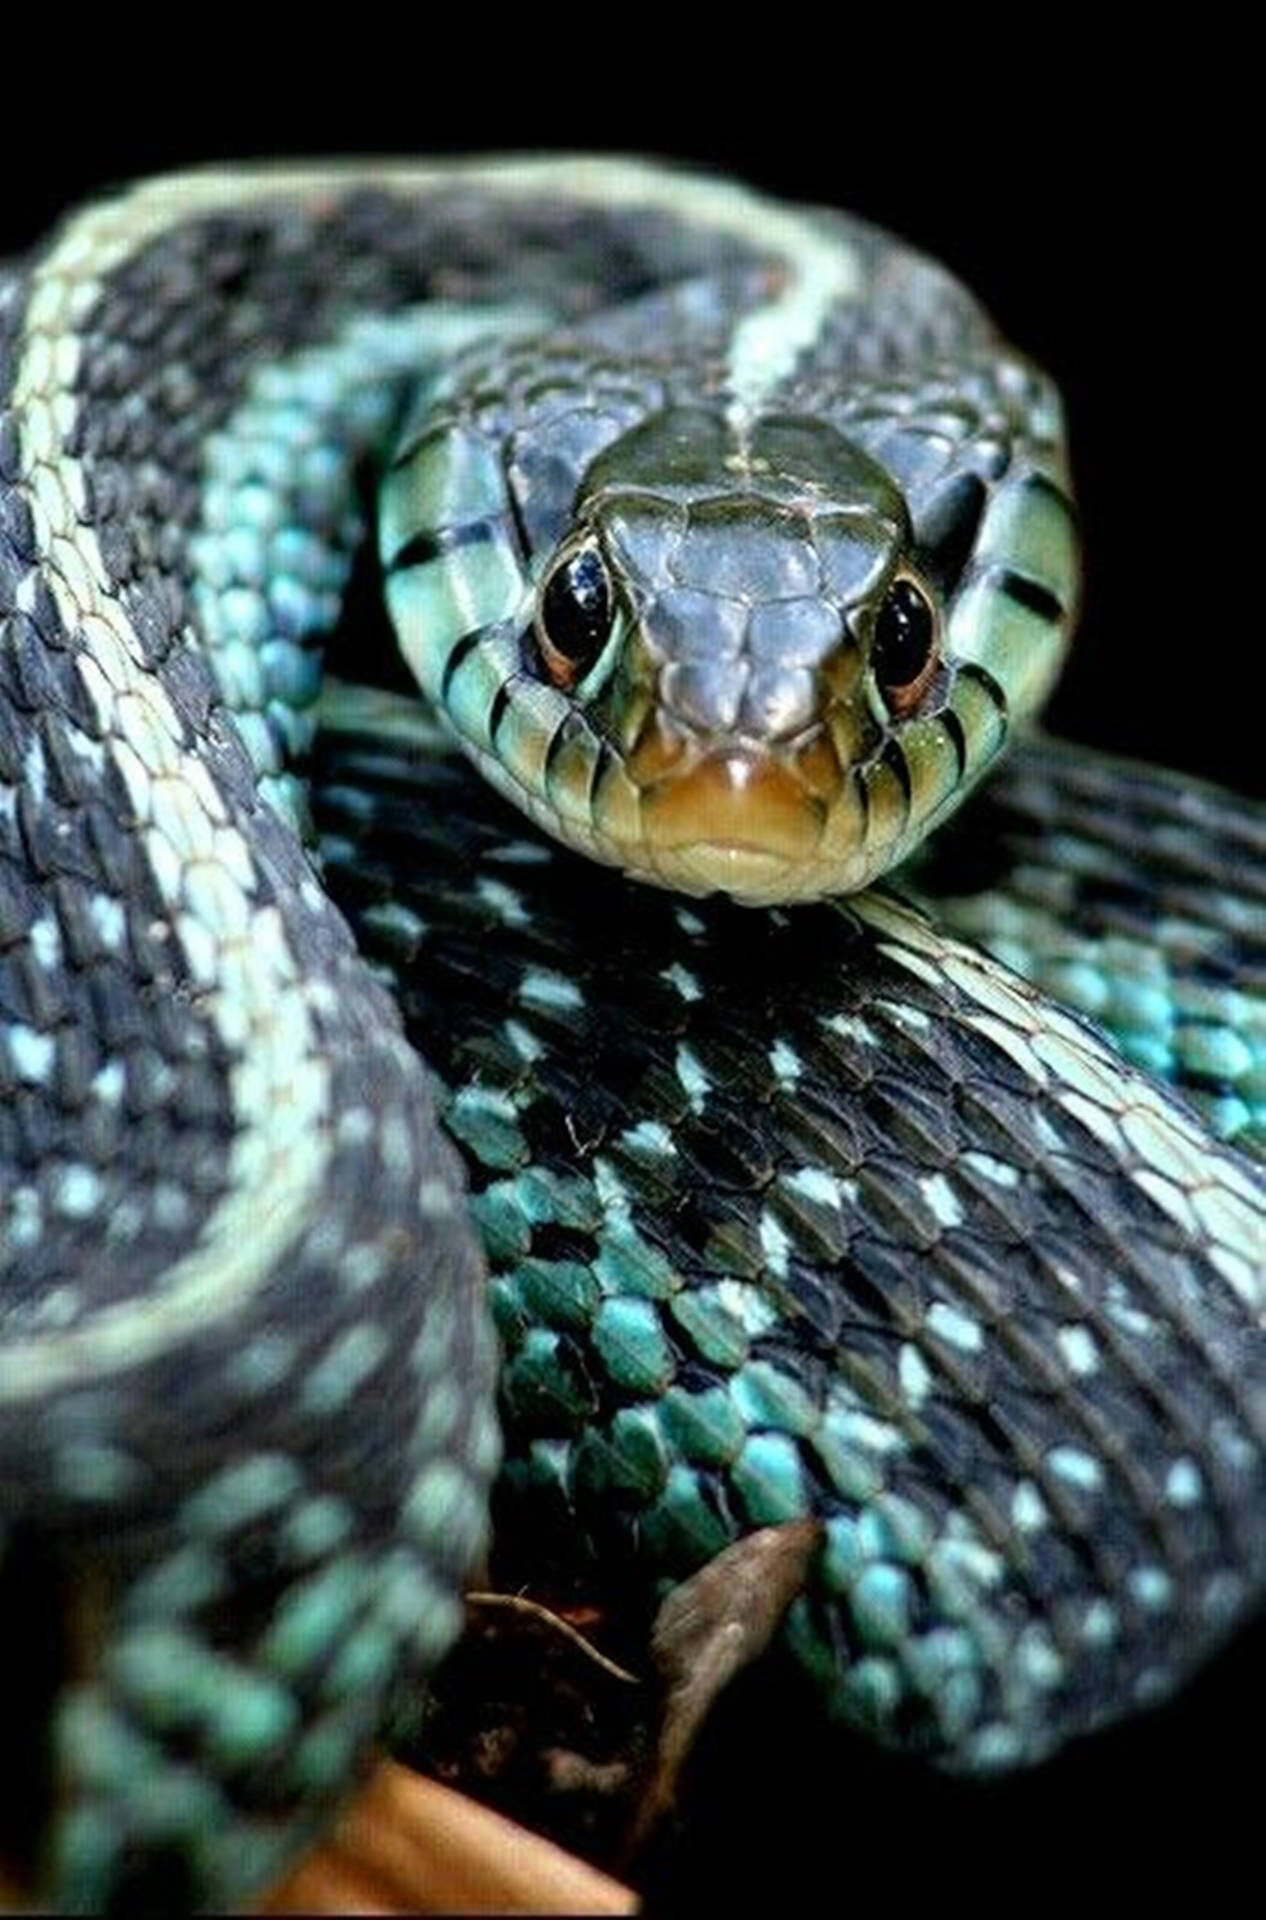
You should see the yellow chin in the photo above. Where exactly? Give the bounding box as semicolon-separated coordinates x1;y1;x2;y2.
641;840;833;905
469;731;886;906
633;748;842;903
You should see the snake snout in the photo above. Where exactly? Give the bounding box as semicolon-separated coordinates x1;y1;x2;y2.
643;742;821;849
607;597;878;900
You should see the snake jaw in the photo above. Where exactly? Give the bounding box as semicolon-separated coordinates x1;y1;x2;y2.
639;746;825;880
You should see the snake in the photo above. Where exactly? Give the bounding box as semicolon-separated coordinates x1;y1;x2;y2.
0;157;1261;1911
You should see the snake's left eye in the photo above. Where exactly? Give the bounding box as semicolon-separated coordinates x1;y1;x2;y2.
871;576;940;718
536;543;612;689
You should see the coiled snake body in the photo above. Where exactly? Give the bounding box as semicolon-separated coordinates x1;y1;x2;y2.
0;159;1261;1909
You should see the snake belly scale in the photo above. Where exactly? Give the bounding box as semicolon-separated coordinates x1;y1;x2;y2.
0;159;1261;1909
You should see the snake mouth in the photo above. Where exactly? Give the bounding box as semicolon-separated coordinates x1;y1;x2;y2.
639;748;827;900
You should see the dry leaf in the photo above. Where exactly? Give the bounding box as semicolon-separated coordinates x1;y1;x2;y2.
630;1520;822;1848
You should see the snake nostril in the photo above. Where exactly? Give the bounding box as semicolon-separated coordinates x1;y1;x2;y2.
738;664;817;741
626;707;693;786
791;726;845;802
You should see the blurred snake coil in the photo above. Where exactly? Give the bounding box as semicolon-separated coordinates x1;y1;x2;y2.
0;157;1261;1910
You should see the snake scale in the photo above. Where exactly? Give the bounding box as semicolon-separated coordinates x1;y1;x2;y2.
0;158;1261;1910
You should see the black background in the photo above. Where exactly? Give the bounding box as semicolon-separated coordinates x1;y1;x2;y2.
1;43;1253;798
2;39;1258;1907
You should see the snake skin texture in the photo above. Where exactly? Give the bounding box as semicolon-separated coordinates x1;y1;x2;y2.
314;688;1264;1762
0;160;1262;1911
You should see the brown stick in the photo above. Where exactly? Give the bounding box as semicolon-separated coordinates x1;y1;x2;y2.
259;1760;639;1915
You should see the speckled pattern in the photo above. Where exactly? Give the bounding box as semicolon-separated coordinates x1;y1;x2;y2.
914;739;1266;1153
0;160;1261;1911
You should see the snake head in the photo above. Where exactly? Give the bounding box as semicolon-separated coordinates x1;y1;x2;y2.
382;341;1077;903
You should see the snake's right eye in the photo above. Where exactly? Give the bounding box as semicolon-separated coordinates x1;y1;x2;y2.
536;542;612;689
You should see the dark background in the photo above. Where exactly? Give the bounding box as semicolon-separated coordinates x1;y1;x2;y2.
1;47;1251;797
3;43;1257;1906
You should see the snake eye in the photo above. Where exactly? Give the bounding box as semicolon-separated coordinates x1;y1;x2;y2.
871;576;940;718
536;542;612;688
